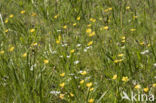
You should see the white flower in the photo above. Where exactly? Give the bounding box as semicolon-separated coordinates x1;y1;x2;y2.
84;49;87;52
50;91;60;95
76;44;81;47
153;63;156;67
60;55;63;58
74;60;79;65
140;50;149;55
57;30;61;32
67;55;70;58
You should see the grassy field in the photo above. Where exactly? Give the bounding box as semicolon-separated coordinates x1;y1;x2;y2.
0;0;156;103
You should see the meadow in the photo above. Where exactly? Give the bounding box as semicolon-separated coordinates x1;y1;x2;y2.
0;0;156;103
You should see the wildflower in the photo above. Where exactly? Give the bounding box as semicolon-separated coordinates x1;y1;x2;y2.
22;53;27;57
86;28;92;33
44;59;49;64
0;50;4;54
126;6;130;10
134;84;141;89
114;59;123;63
31;12;37;16
32;42;37;46
70;49;75;53
59;94;64;99
63;25;67;29
59;82;65;88
90;18;96;22
9;46;14;52
9;14;14;18
140;50;149;55
112;74;117;80
130;29;136;32
54;14;59;19
152;83;156;87
20;10;25;14
5;19;8;23
86;82;92;88
87;24;92;27
50;91;60;95
108;8;112;11
88;98;94;103
77;16;80;20
118;54;124;57
121;40;126;43
73;23;77;26
121;36;125;40
90;88;94;91
5;29;8;33
70;93;74;97
143;87;149;92
103;26;109;30
30;28;35;33
74;60;79;65
122;76;129;82
80;80;84;84
56;40;60;44
56;35;61;44
80;71;87;75
89;32;95;37
140;42;145;46
87;41;93;46
76;44;81;47
104;9;109;12
60;73;65;77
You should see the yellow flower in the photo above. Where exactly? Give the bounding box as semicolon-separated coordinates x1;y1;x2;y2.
5;19;8;23
88;41;93;46
56;40;60;44
54;14;59;19
104;9;109;12
108;8;112;11
86;82;92;88
0;50;4;54
70;49;75;53
44;59;49;64
60;73;65;77
86;28;92;33
143;87;149;92
122;76;129;82
90;88;94;91
30;29;35;33
114;59;123;63
5;29;9;33
126;6;130;10
147;44;150;47
31;12;37;16
121;36;125;40
88;98;94;103
118;54;124;57
112;74;117;80
80;71;87;75
70;93;74;97
80;80;84;84
152;83;156;87
22;53;27;57
63;25;67;29
121;40;126;43
89;32;95;37
140;42;145;46
9;14;14;18
77;16;80;20
130;29;136;32
32;42;37;46
9;46;15;52
103;26;109;30
59;94;64;99
20;10;25;14
87;24;92;27
134;84;141;89
59;82;65;88
73;23;77;26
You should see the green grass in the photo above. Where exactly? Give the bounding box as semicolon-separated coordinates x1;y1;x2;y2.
0;0;156;103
